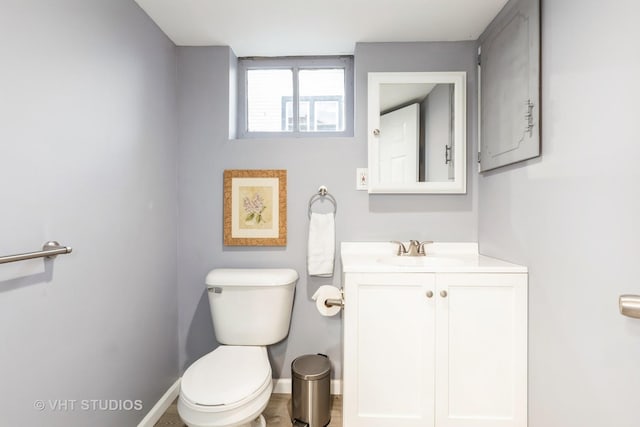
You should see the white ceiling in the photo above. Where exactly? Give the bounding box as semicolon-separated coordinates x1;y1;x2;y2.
135;0;509;57
380;83;437;113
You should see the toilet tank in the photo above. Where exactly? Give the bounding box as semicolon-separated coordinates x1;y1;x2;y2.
205;268;298;345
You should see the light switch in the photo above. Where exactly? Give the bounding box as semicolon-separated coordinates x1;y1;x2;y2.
356;168;368;190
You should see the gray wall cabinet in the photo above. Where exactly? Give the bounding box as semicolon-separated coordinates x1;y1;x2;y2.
479;0;540;171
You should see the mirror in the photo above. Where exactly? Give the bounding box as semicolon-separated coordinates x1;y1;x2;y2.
368;72;466;194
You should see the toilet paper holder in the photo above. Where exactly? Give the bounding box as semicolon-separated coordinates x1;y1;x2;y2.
324;298;344;308
619;295;640;319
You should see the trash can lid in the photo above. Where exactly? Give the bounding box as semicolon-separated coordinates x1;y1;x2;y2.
292;354;331;381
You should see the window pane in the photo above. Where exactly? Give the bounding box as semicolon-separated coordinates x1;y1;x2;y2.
299;69;345;132
247;69;293;132
315;101;339;131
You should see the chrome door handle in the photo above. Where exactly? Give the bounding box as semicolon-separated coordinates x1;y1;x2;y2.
620;295;640;319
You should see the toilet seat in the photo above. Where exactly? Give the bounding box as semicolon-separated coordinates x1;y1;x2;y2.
181;346;271;409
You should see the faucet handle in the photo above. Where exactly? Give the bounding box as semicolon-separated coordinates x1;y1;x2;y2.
390;241;407;256
418;241;433;255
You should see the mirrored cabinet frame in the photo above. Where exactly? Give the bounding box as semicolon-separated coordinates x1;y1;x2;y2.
367;71;467;194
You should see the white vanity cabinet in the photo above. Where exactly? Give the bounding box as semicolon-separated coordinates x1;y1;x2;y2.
341;243;528;427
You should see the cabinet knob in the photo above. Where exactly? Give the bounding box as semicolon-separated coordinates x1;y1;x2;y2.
373;128;380;136
440;290;448;298
426;290;433;298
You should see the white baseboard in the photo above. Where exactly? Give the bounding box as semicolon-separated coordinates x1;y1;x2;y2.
137;378;181;427
272;378;342;395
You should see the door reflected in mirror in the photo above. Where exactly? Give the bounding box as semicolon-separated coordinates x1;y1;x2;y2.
368;72;466;194
379;83;454;184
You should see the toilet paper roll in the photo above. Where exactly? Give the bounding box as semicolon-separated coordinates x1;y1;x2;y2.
312;285;342;317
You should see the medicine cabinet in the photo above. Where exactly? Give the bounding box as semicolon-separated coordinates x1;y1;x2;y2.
367;72;466;194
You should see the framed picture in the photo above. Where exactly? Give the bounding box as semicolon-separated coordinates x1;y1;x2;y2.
223;169;287;246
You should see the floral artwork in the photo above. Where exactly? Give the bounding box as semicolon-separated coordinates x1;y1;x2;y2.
223;170;287;246
239;187;272;228
243;193;266;224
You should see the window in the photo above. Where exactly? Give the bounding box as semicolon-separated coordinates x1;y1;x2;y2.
282;96;343;132
238;56;354;138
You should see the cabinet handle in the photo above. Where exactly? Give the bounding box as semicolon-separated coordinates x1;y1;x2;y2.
440;290;448;298
426;291;433;298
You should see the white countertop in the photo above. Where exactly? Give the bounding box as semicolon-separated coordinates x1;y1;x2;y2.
341;242;527;273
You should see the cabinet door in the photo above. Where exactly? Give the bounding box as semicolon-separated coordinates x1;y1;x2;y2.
435;273;527;427
343;273;436;427
479;0;540;171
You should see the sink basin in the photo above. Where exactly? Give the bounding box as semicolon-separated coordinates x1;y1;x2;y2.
341;242;527;273
376;255;464;267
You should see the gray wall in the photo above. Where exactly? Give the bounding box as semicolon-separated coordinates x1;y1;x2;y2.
176;41;478;379
478;1;640;426
0;1;178;425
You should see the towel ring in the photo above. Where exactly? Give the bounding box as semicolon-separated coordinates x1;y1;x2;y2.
308;186;337;219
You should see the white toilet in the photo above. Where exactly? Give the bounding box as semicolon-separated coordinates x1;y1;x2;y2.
178;268;298;427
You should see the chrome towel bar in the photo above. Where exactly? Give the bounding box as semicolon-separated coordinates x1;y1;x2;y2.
0;241;72;265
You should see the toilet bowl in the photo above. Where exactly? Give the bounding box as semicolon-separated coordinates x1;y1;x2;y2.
177;268;298;427
178;346;272;427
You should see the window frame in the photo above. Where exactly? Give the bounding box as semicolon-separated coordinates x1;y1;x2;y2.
237;56;354;139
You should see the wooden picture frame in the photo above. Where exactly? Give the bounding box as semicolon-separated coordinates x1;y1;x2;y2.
223;169;287;246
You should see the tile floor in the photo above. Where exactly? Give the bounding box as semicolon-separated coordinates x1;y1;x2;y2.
154;394;342;427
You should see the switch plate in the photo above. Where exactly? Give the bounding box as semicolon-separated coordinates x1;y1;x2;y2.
356;168;368;190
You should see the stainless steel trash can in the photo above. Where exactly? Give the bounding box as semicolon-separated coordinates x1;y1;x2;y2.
291;354;331;427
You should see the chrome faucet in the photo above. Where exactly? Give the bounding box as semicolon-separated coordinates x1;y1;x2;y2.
391;240;433;256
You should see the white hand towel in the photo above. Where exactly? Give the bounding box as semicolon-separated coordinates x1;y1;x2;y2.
307;212;335;277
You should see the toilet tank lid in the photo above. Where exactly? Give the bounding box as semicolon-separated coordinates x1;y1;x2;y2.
206;268;298;287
